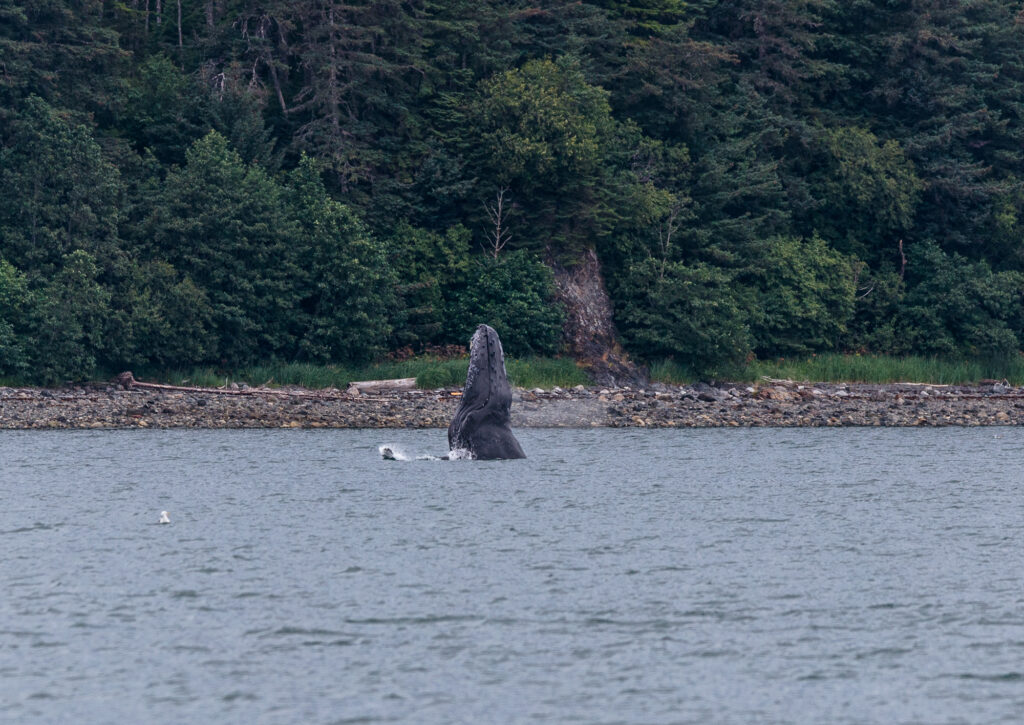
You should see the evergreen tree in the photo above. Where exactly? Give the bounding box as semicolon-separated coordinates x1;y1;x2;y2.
287;155;395;364
0;96;125;280
448;57;628;261
0;0;126;121
145;131;301;365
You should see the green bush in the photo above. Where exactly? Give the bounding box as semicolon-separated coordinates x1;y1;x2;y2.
385;222;473;350
119;261;214;368
617;258;751;372
446;250;564;357
898;240;1024;357
0;258;30;378
146;131;303;365
746;234;856;355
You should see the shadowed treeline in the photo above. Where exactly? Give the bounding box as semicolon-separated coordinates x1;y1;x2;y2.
2;1;1024;384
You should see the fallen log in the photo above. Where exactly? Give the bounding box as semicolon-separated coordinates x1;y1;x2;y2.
346;377;417;395
115;371;348;399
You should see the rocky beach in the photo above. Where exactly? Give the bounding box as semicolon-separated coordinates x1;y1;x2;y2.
2;378;1024;430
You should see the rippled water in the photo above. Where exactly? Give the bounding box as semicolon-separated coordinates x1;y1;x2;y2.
3;427;1024;723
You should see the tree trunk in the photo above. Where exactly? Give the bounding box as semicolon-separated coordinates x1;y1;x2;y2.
267;57;288;113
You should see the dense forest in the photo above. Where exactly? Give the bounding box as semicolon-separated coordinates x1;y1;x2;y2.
2;0;1024;383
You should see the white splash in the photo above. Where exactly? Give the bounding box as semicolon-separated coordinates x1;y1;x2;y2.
379;444;450;461
379;445;408;461
447;447;474;461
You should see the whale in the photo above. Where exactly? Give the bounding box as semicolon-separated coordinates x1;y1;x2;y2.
447;324;526;460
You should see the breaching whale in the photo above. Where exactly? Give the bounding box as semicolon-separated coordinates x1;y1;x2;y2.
447;324;526;460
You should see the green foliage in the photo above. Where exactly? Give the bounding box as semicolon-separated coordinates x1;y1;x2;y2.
617;258;751;372
446;250;565;357
505;356;590;389
147;131;302;365
275;0;428;191
386;222;473;349
414;362;470;390
808;127;923;262
646;359;697;385
744;353;1024;387
122;54;201;165
843;266;905;354
27;250;112;384
287;155;395;364
0;0;126;119
145;354;590;392
650;352;1024;386
0;96;124;278
898;241;1024;358
3;1;1024;384
450;57;629;259
745;234;856;356
193;65;282;171
473;57;615;189
121;261;214;368
0;257;30;376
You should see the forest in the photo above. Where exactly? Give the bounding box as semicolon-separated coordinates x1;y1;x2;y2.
2;0;1024;384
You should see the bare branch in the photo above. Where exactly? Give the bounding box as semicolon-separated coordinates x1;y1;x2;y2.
656;199;683;279
483;187;513;260
856;282;876;300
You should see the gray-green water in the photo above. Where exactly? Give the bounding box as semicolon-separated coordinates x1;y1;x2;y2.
2;428;1024;723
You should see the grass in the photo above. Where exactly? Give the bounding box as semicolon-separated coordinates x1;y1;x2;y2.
650;353;1024;386
11;352;1024;390
122;355;590;391
506;357;590;389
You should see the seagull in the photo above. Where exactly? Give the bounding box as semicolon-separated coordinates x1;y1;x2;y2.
159;511;170;524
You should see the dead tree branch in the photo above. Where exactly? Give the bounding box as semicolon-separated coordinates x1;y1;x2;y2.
484;187;512;260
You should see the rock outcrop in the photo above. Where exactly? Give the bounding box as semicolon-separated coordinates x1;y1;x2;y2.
550;247;646;388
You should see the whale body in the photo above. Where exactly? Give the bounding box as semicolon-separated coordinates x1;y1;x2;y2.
447;325;526;460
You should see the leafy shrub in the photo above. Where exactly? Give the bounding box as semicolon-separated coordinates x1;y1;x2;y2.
617;258;751;371
746;234;856;356
0;258;30;378
898;240;1024;357
446;250;564;357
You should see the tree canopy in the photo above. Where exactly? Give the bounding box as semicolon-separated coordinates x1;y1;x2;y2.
2;0;1024;381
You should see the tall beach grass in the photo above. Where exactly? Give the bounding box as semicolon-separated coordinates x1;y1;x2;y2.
130;355;589;391
17;352;1024;390
650;353;1024;386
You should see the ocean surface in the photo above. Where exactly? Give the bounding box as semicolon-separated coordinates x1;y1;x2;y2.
2;427;1024;724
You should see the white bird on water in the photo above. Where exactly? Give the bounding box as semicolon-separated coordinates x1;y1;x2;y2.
158;511;170;524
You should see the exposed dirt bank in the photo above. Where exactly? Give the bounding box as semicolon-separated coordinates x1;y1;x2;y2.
3;379;1024;429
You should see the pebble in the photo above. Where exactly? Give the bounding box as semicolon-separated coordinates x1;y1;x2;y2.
0;382;1022;429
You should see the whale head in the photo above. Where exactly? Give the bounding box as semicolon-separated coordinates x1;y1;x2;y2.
460;324;512;421
447;324;525;459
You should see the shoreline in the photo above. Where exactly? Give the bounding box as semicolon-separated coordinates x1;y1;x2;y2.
2;380;1024;429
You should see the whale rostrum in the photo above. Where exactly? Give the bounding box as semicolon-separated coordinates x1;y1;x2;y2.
447;324;526;460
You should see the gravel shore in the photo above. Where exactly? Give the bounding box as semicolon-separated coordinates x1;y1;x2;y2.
3;379;1024;429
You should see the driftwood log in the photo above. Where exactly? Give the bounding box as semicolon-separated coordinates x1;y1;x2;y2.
115;371;421;400
115;371;349;399
346;378;417;395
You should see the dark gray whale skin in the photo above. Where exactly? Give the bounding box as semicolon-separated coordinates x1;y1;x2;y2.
448;324;526;460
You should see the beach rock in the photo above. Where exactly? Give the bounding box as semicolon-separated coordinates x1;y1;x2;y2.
2;380;1024;430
